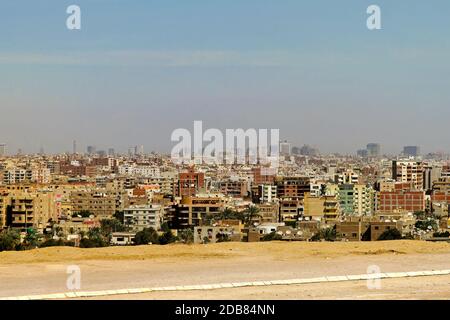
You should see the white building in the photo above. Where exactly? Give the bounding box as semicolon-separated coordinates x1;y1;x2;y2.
124;204;163;231
259;185;277;203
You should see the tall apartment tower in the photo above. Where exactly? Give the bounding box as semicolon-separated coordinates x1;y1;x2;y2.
403;146;420;157
392;160;424;190
73;140;77;154
87;145;96;155
0;144;6;156
366;143;381;157
280;140;291;156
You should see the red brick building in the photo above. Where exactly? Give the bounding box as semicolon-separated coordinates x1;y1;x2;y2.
252;167;275;185
378;190;425;213
177;167;205;197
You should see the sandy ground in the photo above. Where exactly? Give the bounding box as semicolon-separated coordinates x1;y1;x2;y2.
1;241;450;299
88;275;450;300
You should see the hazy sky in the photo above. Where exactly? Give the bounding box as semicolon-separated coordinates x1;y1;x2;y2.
1;0;449;155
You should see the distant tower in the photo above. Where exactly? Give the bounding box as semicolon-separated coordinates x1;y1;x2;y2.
280;140;291;156
87;145;96;155
403;146;420;157
366;143;381;157
0;143;6;157
73;140;77;154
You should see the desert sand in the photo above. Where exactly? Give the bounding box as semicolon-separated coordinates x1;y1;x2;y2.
1;241;450;299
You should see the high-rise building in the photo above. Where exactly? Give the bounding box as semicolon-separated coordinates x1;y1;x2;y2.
73;140;77;154
357;149;368;157
392;160;424;190
280;140;291;156
366;143;381;157
403;146;420;157
299;145;319;156
87;145;96;155
0;144;6;157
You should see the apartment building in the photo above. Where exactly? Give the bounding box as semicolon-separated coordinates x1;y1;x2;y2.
303;192;340;223
218;179;248;198
70;190;116;218
335;170;359;184
278;198;301;223
392;160;424;190
255;203;279;223
378;190;425;213
258;184;278;203
124;204;163;231
252;167;275;185
275;176;310;199
176;167;205;197
172;194;225;229
337;184;375;216
0;191;9;229
4;191;57;232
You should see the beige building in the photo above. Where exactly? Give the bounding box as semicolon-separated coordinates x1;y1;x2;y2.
3;191;57;232
70;190;116;218
303;192;340;224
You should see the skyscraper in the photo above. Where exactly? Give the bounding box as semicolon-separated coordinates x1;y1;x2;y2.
366;143;381;157
0;143;6;156
403;146;420;157
280;140;291;156
73;140;77;154
87;145;96;155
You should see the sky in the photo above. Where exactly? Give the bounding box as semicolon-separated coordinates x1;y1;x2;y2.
0;0;449;155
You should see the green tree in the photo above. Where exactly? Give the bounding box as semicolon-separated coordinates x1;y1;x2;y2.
216;232;230;242
39;238;66;248
262;232;283;241
311;226;338;242
202;236;211;244
179;229;194;244
113;211;125;223
433;231;450;237
134;227;159;245
159;230;177;245
378;228;402;240
23;228;39;249
100;218;125;237
0;229;20;251
72;210;92;218
415;219;438;231
243;205;261;227
84;227;108;247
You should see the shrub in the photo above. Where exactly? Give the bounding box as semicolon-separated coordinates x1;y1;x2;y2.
0;229;21;251
262;232;283;241
377;228;402;240
134;227;159;245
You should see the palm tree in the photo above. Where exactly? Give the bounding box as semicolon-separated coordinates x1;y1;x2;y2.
244;205;261;227
220;208;235;220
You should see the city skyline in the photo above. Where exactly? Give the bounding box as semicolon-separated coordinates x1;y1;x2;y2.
1;0;450;154
0;140;442;158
